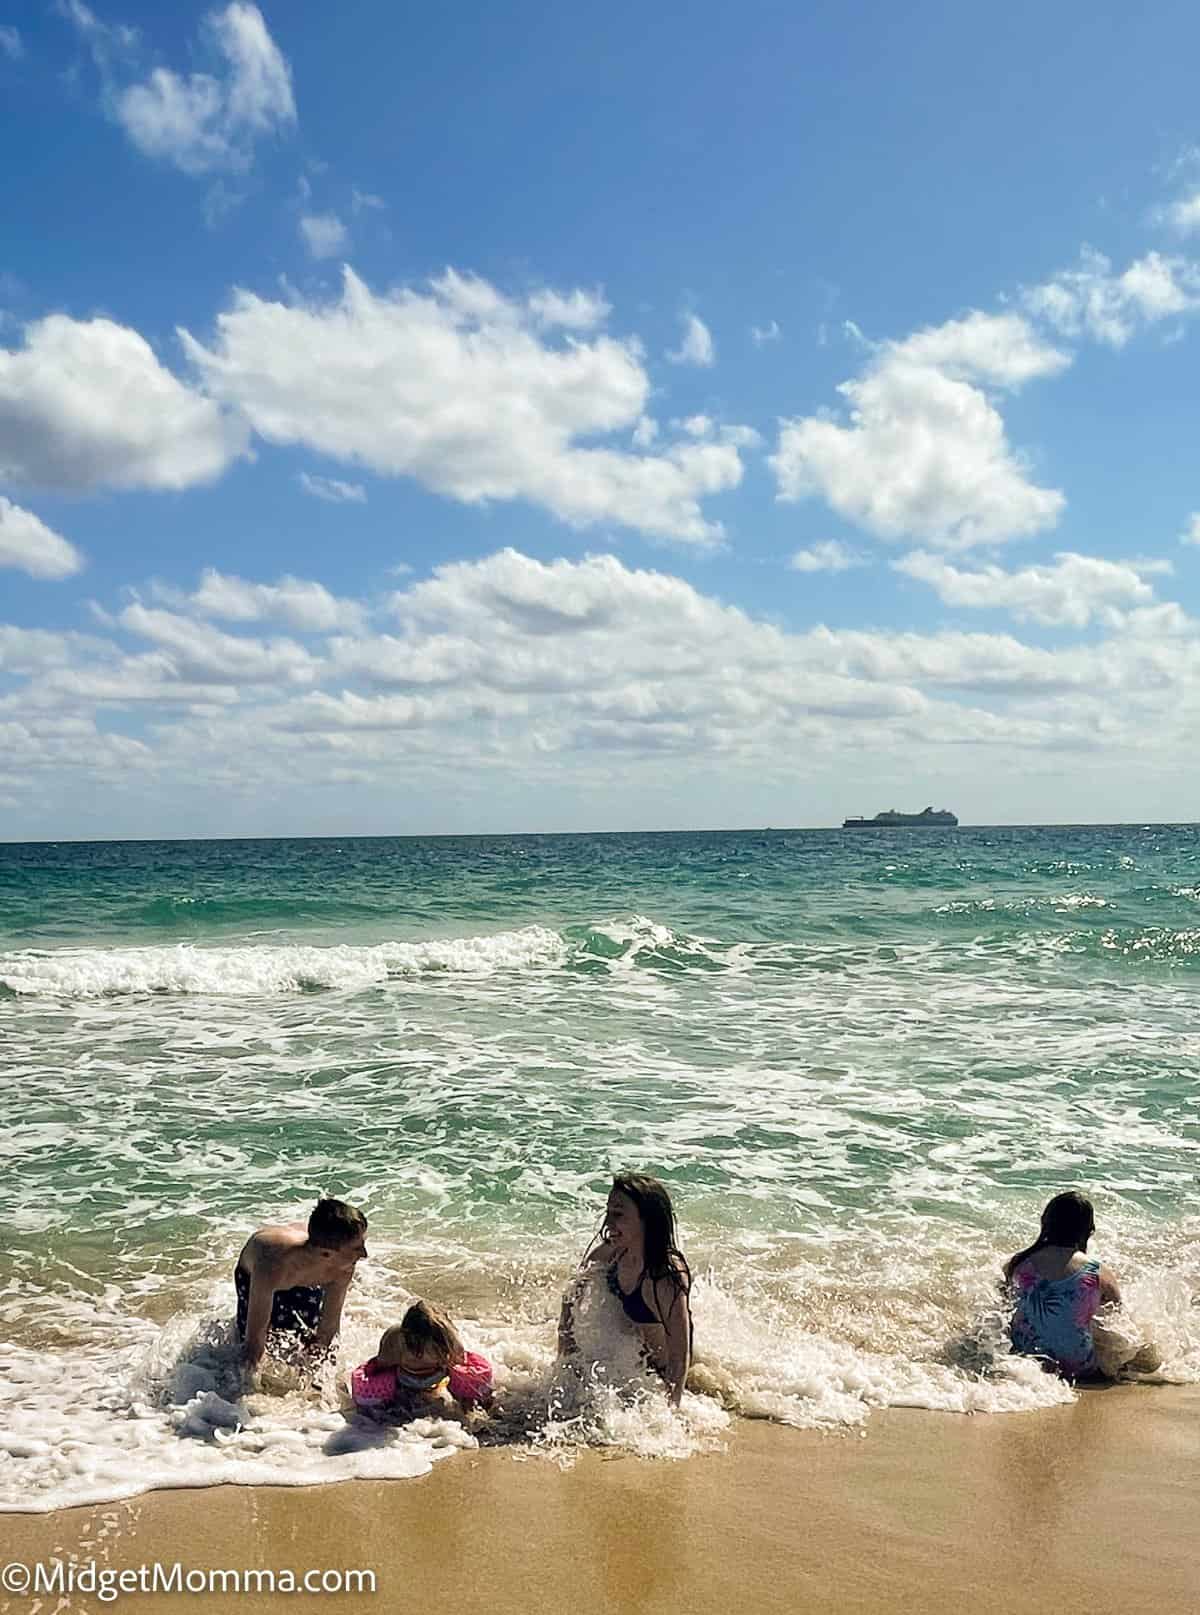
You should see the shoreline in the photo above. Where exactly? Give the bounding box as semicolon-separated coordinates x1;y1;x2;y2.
6;1387;1198;1614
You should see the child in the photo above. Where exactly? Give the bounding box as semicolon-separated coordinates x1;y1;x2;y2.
350;1300;493;1415
1004;1192;1159;1380
559;1172;693;1406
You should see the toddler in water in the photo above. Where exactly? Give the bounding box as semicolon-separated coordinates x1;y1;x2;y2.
1004;1192;1160;1380
350;1300;493;1416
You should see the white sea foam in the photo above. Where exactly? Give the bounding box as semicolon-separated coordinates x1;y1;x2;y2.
0;926;566;997
9;1241;1190;1514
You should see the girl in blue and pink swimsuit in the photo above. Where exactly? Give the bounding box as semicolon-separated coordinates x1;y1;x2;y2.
1004;1191;1121;1379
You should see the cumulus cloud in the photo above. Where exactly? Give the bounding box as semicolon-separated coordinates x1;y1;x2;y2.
119;602;319;684
1166;193;1200;235
1181;513;1200;546
297;471;366;504
0;625;108;674
527;288;611;330
112;2;295;175
789;540;863;574
0;498;84;579
894;550;1164;628
182;269;747;544
0;25;23;58
1024;248;1200;347
771;311;1067;550
6;546;1200;822
667;313;715;367
0;313;246;491
161;567;365;632
750;320;781;346
299;212;348;259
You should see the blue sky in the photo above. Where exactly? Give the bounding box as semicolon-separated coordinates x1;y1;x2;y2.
2;0;1200;837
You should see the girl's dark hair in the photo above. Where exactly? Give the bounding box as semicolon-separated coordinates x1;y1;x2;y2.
1004;1191;1096;1282
608;1172;692;1298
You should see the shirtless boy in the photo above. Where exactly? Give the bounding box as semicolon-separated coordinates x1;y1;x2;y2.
234;1197;368;1368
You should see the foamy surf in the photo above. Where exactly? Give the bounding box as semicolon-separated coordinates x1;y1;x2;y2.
8;1255;1188;1514
0;925;566;997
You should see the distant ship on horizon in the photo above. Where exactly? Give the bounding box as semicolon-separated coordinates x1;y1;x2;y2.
842;807;959;828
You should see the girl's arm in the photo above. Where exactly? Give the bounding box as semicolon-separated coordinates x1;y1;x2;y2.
1098;1264;1122;1307
557;1240;615;1355
654;1276;691;1407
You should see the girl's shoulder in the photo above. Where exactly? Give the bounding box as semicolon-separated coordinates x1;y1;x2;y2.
651;1251;692;1292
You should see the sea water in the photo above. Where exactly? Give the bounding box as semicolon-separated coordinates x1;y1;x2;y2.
1;826;1197;1510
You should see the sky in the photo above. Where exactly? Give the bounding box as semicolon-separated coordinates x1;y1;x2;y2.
3;0;1200;838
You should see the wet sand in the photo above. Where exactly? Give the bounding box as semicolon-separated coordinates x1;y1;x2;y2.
6;1387;1198;1614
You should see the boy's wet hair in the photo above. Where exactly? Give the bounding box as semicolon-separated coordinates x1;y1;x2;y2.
307;1197;368;1248
378;1300;464;1366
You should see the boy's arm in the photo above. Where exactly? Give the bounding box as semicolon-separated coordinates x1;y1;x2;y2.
241;1270;275;1368
313;1272;352;1350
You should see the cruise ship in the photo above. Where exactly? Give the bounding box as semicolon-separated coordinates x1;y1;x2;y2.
842;807;959;828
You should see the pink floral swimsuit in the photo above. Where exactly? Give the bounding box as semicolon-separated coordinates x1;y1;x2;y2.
1010;1257;1101;1378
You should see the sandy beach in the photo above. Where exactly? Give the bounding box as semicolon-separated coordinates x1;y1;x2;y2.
6;1386;1197;1615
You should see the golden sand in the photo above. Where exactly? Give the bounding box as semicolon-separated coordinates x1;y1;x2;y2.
5;1387;1197;1615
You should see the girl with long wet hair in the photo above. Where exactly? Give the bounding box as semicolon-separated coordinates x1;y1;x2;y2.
559;1172;693;1406
1003;1191;1159;1379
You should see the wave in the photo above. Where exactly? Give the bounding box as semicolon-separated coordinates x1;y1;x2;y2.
5;1254;1194;1513
0;926;566;998
7;907;1200;999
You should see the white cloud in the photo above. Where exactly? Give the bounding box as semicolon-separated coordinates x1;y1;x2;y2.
527;288;611;330
297;471;366;504
299;212;348;260
894;550;1163;628
667;313;715;367
1166;193;1200;235
750;320;781;346
182;269;747;544
163;567;365;632
58;0;139;65
0;313;246;491
0;498;84;579
8;545;1200;825
0;25;23;58
893;310;1070;385
1024;248;1200;347
1181;513;1200;546
119;602;319;684
771;311;1067;550
351;188;386;213
0;626;111;674
113;2;295;175
789;540;863;574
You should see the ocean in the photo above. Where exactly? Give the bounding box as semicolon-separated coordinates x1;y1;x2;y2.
2;825;1198;1511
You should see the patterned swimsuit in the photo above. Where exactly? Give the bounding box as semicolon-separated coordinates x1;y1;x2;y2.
1010;1258;1102;1378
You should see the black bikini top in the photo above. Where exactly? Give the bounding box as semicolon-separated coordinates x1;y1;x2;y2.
607;1263;659;1325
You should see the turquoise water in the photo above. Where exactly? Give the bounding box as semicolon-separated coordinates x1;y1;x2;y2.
2;826;1198;1507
